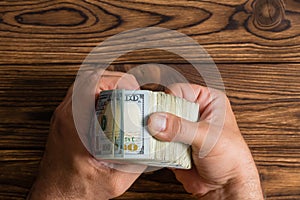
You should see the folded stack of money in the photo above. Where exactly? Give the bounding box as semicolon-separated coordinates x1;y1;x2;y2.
91;90;199;169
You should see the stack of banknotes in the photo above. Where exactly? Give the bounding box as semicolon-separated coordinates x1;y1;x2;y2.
91;90;199;169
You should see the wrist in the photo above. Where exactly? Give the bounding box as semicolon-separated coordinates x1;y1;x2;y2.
196;179;263;200
197;164;264;200
28;156;81;200
229;157;264;199
196;159;264;200
220;146;264;199
227;168;264;200
27;153;111;200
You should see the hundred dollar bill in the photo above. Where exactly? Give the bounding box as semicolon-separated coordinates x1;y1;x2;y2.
92;89;199;169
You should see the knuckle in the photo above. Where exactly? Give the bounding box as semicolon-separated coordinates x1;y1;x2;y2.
175;118;184;140
127;73;136;80
127;74;138;84
51;102;69;126
52;105;62;122
214;89;228;100
166;83;182;96
165;115;182;142
210;89;230;107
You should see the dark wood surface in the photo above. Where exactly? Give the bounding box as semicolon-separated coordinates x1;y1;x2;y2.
0;0;299;199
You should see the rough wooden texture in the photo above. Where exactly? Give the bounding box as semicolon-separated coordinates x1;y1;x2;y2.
0;0;299;64
0;0;300;199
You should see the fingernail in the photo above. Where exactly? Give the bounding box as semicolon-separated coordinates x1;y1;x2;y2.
149;113;166;132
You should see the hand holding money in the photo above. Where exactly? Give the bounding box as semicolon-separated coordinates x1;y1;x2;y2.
27;70;144;200
147;83;264;199
28;70;263;200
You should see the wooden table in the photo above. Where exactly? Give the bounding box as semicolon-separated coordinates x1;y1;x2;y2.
0;0;299;199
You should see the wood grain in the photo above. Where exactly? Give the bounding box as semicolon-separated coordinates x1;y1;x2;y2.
1;0;300;199
0;0;299;64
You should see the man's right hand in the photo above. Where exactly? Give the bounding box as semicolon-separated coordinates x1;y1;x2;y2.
148;83;264;199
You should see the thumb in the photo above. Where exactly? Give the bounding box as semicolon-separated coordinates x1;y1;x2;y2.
147;112;207;149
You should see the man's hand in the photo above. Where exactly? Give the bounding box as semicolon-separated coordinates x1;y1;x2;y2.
28;70;142;200
147;83;264;199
